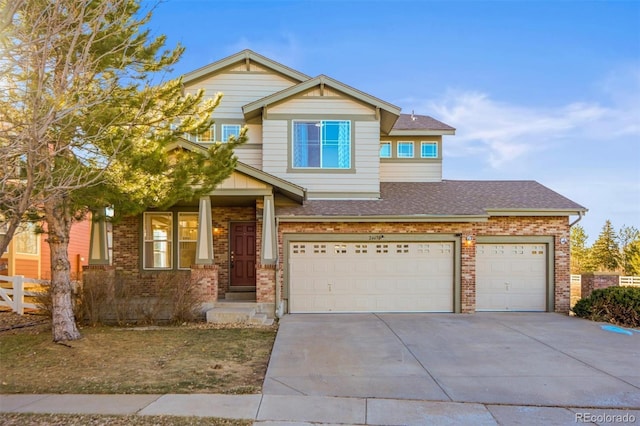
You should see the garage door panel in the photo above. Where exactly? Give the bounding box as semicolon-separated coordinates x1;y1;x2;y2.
476;243;547;312
289;241;454;313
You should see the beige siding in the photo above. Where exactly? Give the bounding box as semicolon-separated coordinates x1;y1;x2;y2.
380;162;443;182
245;124;262;145
185;72;296;119
235;147;262;168
269;97;375;116
262;120;380;198
217;171;270;190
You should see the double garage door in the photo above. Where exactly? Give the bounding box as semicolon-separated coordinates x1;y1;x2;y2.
289;241;455;313
288;240;548;313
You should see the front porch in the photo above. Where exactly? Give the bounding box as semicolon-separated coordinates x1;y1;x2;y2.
86;163;306;323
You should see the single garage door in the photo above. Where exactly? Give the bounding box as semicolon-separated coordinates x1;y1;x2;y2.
476;244;547;311
288;241;454;313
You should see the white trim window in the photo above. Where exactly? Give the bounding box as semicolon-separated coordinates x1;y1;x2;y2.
421;141;438;158
143;213;172;269
195;125;215;143
380;141;392;158
221;124;241;142
397;141;414;158
292;120;351;169
178;213;198;269
14;222;38;255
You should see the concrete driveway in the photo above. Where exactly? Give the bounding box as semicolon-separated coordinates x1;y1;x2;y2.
264;313;640;408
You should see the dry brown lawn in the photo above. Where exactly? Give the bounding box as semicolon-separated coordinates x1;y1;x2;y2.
0;311;277;395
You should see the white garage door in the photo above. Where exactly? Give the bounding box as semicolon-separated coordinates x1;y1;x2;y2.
476;244;547;311
288;241;454;313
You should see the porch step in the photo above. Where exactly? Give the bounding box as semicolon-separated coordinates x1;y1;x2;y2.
224;291;256;301
228;286;256;292
205;302;273;326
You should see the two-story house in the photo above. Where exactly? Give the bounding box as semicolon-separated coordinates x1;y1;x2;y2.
89;50;586;319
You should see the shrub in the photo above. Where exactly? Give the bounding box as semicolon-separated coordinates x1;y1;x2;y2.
572;286;640;327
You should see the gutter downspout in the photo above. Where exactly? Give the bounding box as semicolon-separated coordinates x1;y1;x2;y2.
275;216;284;319
569;211;585;227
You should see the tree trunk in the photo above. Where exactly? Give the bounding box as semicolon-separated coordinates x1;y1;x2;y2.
45;197;81;342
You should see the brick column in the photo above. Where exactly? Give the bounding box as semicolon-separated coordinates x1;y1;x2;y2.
581;272;619;299
190;264;219;302
256;264;276;303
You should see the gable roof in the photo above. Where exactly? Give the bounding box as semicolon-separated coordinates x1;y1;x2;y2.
166;137;306;203
390;113;456;135
276;180;587;221
182;49;310;85
242;75;402;134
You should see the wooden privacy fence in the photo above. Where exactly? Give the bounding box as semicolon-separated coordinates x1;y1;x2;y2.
0;275;49;315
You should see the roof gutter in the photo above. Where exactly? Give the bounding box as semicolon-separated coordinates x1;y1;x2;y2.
569;210;585;227
276;215;490;223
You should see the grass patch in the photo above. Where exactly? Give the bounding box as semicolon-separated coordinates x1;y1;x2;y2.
0;323;276;394
0;413;252;426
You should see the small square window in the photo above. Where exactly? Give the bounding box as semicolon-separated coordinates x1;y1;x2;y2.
221;124;241;142
397;141;414;158
421;142;438;158
195;125;215;143
380;142;391;158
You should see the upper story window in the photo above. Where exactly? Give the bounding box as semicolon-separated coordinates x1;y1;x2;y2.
195;125;215;143
397;141;414;158
292;120;351;169
221;124;241;142
380;142;392;158
143;213;172;269
421;142;438;158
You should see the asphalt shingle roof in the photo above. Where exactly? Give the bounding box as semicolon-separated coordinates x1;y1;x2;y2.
276;181;586;218
392;114;456;131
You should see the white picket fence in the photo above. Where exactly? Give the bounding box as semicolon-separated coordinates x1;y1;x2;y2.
570;274;640;287
620;276;640;287
0;275;49;315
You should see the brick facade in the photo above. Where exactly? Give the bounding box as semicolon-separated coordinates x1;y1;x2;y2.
111;208;572;315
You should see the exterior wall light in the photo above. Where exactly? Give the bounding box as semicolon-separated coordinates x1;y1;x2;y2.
464;235;474;246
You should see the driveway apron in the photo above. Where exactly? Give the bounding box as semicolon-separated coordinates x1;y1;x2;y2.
263;313;640;408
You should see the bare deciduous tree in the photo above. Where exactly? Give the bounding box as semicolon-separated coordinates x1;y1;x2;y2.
0;0;243;341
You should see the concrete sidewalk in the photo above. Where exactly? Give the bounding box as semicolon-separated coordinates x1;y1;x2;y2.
2;393;640;425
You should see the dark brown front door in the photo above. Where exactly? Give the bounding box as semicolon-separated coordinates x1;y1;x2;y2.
230;222;256;287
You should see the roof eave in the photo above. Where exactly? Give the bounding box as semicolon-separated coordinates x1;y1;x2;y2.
183;49;310;85
242;75;402;129
388;129;456;136
276;214;490;223
485;208;588;217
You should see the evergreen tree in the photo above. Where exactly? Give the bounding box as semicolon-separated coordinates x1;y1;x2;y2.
589;220;620;272
0;0;244;341
570;224;593;273
619;225;640;275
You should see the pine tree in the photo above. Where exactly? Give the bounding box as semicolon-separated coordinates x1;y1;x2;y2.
589;220;620;272
570;224;593;273
618;225;640;275
0;0;244;341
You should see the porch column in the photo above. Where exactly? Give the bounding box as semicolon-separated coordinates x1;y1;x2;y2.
195;196;214;265
88;208;109;265
261;194;277;265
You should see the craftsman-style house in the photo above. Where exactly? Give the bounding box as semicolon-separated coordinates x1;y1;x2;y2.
87;50;586;319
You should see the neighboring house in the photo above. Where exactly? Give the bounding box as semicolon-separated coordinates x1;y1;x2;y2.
1;220;91;281
90;50;586;317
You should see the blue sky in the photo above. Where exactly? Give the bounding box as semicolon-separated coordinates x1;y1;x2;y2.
147;0;640;243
